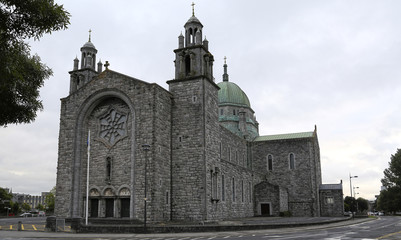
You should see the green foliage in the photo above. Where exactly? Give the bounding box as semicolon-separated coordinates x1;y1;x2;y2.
0;187;13;215
0;0;70;126
378;149;401;213
36;203;45;211
382;149;401;188
11;202;20;214
45;186;55;214
344;196;355;212
21;202;31;212
356;197;369;212
377;186;401;213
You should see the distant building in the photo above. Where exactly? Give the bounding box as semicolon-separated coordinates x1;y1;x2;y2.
55;8;343;222
12;192;50;209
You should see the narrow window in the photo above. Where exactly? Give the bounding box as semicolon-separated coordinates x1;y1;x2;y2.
232;178;235;202
233;109;236;115
289;153;295;170
249;182;252;203
221;175;225;201
219;142;222;159
166;191;169;205
267;155;273;171
241;180;244;202
185;55;191;75
220;109;223;115
106;157;112;180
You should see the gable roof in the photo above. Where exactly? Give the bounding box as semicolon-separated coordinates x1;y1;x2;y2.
254;131;314;142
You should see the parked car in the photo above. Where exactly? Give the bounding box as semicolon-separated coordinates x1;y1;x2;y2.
38;211;46;217
20;212;32;217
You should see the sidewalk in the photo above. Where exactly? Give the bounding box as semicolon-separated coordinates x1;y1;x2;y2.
0;216;374;238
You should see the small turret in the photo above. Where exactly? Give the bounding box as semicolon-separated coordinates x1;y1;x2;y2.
73;57;79;70
178;32;184;49
97;60;103;73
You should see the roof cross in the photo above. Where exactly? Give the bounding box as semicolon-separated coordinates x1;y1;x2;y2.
191;2;195;16
104;61;110;70
88;29;92;42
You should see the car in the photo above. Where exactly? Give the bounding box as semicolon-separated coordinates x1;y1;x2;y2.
378;212;384;216
20;212;32;217
38;211;46;217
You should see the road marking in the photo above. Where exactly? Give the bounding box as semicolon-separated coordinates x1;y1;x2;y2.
9;225;12;230
32;225;37;230
21;224;24;230
377;230;401;239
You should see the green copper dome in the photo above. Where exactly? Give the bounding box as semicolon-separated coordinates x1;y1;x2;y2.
217;81;251;108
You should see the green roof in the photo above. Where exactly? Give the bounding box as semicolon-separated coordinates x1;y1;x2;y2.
217;81;251;108
254;131;314;142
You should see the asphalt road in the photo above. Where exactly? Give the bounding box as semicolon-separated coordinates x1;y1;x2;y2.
0;216;400;239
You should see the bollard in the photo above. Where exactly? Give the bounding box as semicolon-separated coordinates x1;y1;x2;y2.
17;221;22;231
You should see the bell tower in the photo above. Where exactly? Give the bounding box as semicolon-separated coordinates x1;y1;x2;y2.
69;30;103;94
167;4;220;222
173;3;214;81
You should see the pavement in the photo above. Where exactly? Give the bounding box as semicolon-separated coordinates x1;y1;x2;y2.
0;216;375;238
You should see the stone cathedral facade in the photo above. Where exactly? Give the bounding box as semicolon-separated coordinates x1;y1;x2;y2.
55;10;343;222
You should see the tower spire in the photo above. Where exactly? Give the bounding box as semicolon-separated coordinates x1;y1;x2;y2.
223;56;229;82
88;29;92;42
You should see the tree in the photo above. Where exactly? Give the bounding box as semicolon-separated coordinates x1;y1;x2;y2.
0;0;70;126
356;197;368;213
344;196;356;212
45;186;55;214
377;186;401;214
21;202;31;212
0;187;12;215
378;149;401;213
382;149;401;188
36;203;45;211
11;202;20;215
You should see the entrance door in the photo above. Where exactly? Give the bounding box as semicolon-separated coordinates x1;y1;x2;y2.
90;199;98;218
261;203;271;216
105;199;114;218
121;198;130;218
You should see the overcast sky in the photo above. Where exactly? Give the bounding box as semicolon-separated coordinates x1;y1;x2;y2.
1;0;400;201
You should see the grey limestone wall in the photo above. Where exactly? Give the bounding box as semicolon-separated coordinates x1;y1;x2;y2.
56;70;172;222
169;78;208;221
319;189;344;217
254;181;283;216
251;137;321;217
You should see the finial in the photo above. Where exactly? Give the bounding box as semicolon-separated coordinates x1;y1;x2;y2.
104;61;110;70
223;56;229;82
191;2;195;16
88;29;92;42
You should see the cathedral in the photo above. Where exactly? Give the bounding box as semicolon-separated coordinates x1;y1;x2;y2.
55;9;343;223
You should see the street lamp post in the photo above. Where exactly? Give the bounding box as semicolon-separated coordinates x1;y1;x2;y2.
349;174;358;219
142;144;150;233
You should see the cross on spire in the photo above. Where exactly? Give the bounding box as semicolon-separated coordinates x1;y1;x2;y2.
191;2;195;16
224;56;227;64
88;29;92;42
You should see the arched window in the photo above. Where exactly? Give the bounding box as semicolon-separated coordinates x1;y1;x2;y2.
185;55;191;75
106;157;112;181
289;153;295;170
267;155;273;171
